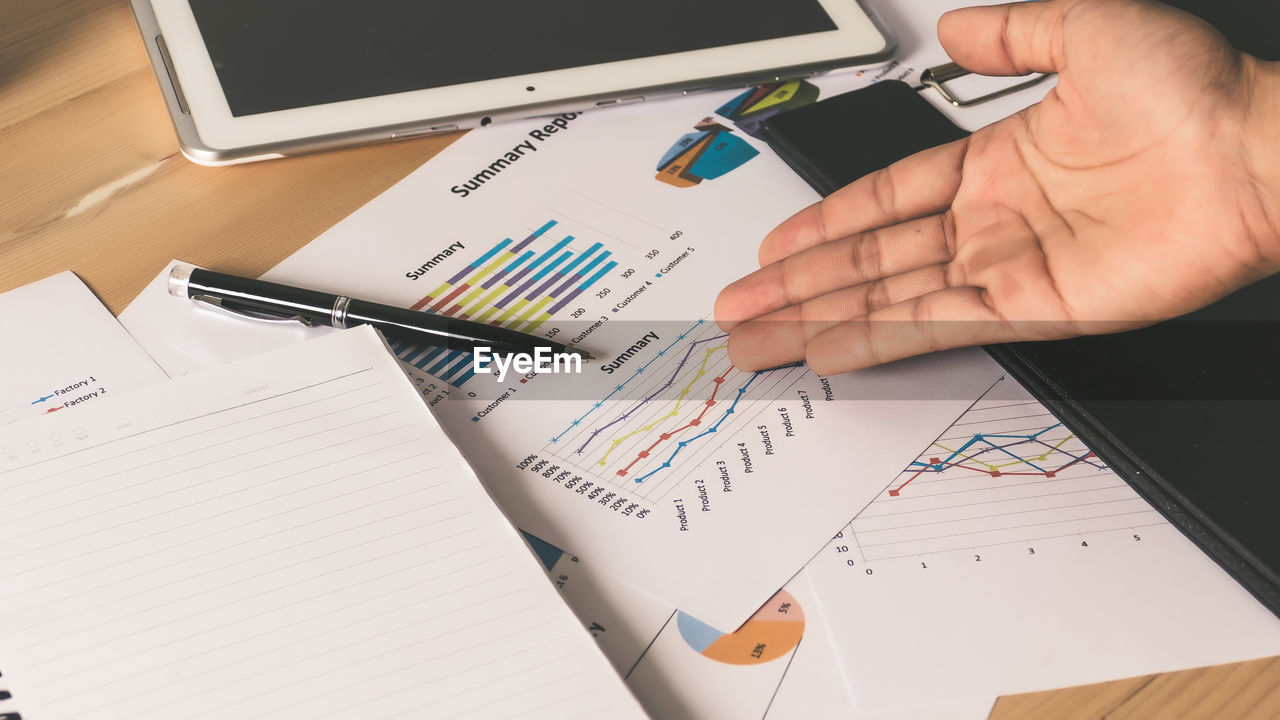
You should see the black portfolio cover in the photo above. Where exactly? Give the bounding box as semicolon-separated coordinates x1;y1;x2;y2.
759;9;1280;615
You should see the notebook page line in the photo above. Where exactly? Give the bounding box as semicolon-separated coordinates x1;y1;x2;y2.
0;327;645;719
5;390;394;511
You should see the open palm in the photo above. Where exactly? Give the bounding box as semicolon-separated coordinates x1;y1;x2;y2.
714;0;1280;374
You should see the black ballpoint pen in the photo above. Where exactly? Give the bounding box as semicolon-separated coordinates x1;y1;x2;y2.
168;265;593;360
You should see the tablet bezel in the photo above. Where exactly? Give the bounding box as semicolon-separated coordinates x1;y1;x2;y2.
132;0;894;165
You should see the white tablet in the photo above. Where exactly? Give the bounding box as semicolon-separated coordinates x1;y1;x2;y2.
129;0;893;165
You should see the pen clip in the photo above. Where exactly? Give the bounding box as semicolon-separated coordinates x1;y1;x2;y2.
920;62;1052;107
190;294;314;327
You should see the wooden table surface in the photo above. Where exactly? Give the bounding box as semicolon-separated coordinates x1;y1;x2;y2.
2;1;1277;718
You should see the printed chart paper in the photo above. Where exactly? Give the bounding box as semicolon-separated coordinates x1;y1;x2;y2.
0;272;166;425
0;271;169;720
121;68;1000;628
807;378;1280;714
519;531;855;720
263;72;999;629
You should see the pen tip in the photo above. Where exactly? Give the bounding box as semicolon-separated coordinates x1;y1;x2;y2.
575;348;595;361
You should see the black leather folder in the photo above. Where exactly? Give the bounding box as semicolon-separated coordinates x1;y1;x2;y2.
758;1;1280;616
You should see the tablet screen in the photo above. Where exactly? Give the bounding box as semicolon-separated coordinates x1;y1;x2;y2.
188;0;838;117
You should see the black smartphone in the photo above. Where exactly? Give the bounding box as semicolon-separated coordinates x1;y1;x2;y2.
761;80;968;196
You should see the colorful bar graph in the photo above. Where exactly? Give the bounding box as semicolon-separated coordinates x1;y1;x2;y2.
393;219;616;387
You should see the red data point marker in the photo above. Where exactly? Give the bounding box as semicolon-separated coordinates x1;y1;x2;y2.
519;379;528;384
1045;471;1056;478
616;470;627;477
659;433;671;440
990;470;1002;477
888;489;900;497
690;419;701;426
713;377;724;384
929;457;941;465
638;451;650;458
705;400;716;407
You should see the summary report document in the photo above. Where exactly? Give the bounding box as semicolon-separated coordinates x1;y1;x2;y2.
121;67;1002;630
0;327;644;719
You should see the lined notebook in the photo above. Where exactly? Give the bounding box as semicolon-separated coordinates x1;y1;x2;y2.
0;326;644;719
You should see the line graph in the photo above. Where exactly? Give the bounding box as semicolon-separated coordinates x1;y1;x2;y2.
840;382;1164;561
550;320;717;446
594;357;732;467
888;423;1104;496
622;371;760;484
546;319;806;498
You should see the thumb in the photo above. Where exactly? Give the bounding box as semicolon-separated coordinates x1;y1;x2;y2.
938;0;1077;76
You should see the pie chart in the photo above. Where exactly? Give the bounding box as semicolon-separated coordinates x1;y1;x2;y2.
715;80;820;139
655;118;759;188
675;589;804;664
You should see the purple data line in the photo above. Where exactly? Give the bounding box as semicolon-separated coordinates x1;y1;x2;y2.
911;437;1107;474
573;333;729;455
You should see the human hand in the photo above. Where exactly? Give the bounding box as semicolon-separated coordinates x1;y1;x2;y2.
714;0;1280;374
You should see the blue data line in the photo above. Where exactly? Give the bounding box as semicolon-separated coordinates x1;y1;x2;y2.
909;425;1064;474
550;319;707;443
632;371;762;484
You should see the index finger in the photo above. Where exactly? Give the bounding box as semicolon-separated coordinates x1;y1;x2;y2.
758;138;969;267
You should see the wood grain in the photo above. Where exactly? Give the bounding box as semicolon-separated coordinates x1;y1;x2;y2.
1;2;1275;718
0;0;461;312
990;656;1280;720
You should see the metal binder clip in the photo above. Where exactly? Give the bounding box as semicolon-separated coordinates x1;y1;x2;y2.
920;61;1052;107
190;294;313;326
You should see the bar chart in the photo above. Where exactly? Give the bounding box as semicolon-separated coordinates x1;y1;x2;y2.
390;219;618;386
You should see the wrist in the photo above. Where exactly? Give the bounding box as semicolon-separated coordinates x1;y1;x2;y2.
1241;56;1280;274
